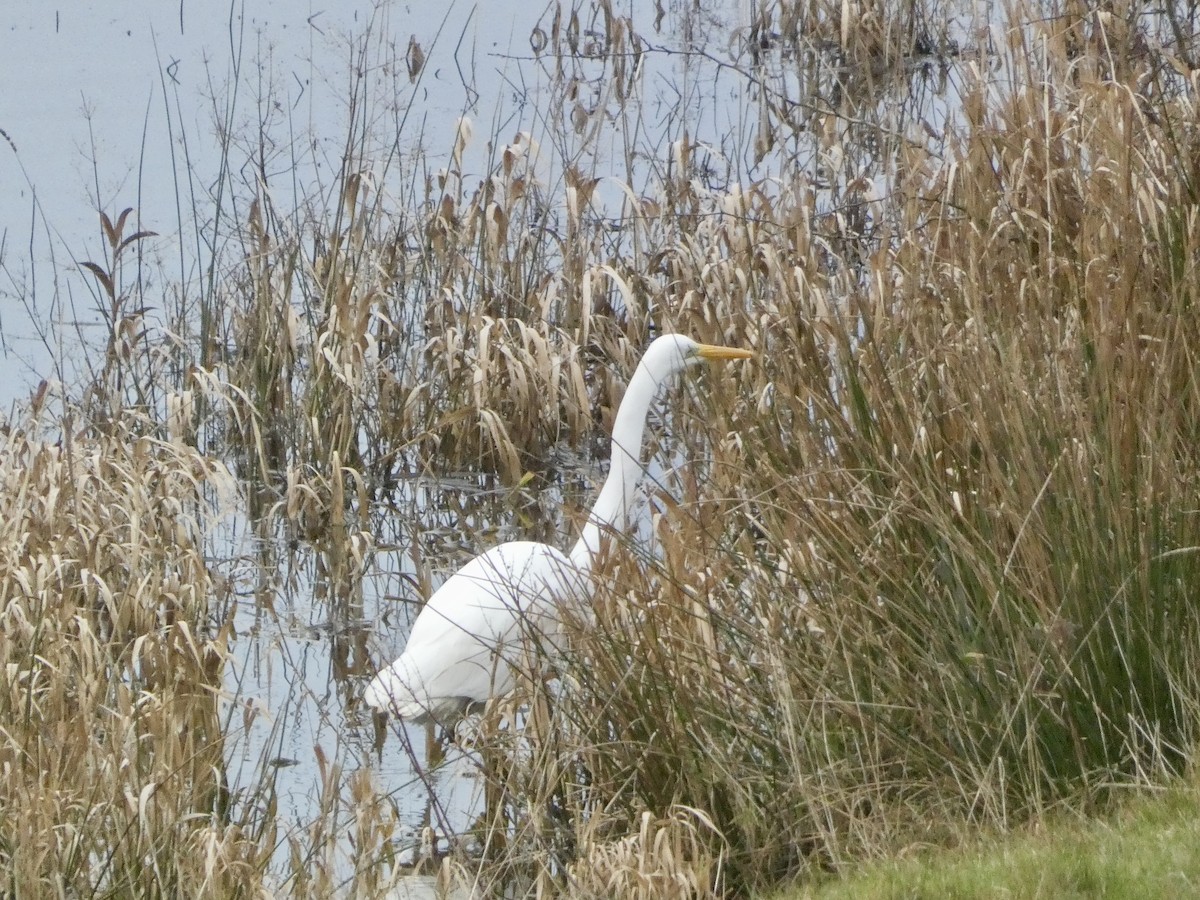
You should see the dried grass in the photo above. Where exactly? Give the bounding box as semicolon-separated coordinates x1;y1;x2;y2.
0;400;249;896
7;0;1200;896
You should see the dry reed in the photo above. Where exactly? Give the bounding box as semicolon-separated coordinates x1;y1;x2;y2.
6;0;1200;896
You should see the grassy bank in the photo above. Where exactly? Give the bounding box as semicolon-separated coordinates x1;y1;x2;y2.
788;777;1200;899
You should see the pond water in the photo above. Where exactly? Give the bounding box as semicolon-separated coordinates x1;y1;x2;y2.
2;0;514;401
0;0;968;890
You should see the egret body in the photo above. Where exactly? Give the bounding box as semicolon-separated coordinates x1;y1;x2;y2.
363;334;752;722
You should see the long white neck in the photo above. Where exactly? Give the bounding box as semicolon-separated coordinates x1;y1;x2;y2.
568;351;683;571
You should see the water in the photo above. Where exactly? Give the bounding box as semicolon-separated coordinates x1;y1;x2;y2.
1;0;551;401
217;473;571;883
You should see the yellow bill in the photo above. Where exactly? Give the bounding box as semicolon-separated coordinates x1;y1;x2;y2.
696;344;755;361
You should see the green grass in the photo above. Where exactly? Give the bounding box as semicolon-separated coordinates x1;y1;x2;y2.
784;780;1200;899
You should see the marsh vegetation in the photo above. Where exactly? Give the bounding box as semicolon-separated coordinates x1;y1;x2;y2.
2;0;1200;896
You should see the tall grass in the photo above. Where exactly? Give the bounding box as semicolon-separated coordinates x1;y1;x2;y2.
0;399;252;895
486;11;1200;896
4;0;1200;896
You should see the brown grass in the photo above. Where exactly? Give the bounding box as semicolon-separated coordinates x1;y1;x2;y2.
0;400;251;895
5;0;1200;896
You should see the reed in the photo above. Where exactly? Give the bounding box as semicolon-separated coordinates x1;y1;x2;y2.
0;397;254;895
469;3;1200;894
5;0;1200;895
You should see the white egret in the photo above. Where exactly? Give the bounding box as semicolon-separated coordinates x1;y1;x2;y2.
363;334;753;722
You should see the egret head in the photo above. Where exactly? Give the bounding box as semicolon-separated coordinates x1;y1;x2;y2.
640;333;755;384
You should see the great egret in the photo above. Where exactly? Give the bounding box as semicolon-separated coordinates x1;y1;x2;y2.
363;334;753;722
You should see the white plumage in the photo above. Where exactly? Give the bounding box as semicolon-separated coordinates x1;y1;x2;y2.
364;334;752;723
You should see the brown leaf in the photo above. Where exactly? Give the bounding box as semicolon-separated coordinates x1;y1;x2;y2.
117;230;158;257
100;211;116;248
80;261;114;300
113;207;133;240
406;36;425;82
